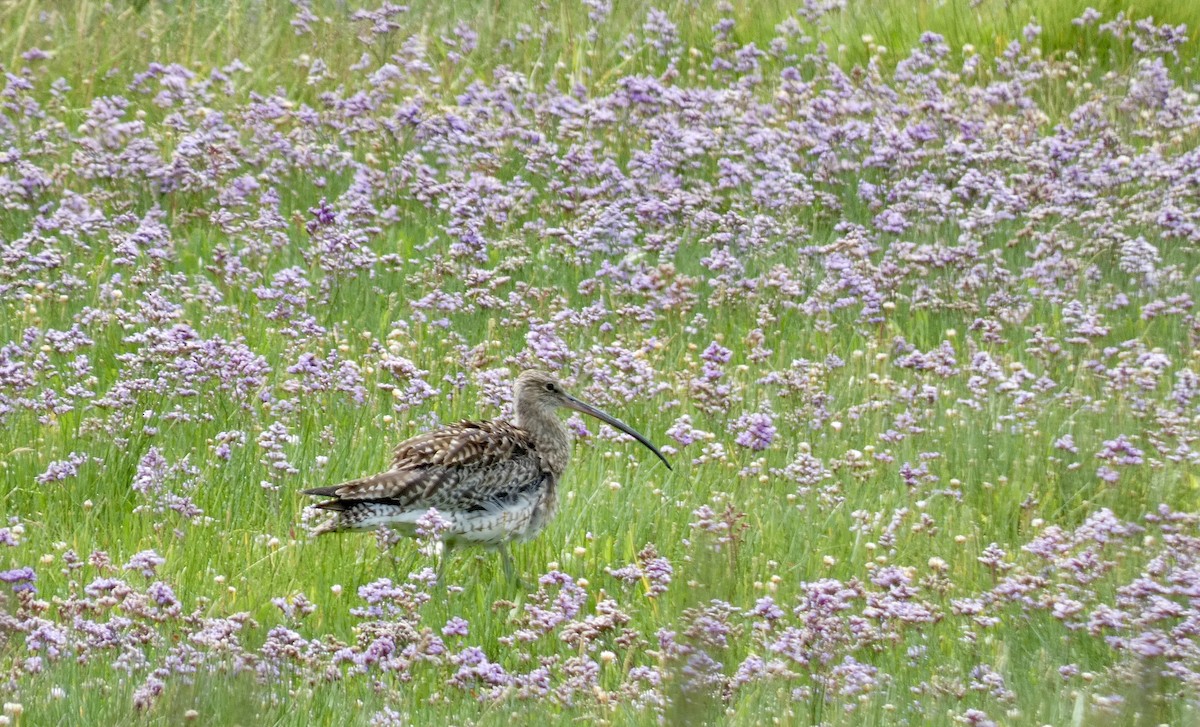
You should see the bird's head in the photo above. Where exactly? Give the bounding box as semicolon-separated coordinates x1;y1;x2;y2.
514;370;672;470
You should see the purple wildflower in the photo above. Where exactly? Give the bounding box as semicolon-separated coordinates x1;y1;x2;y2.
0;566;37;593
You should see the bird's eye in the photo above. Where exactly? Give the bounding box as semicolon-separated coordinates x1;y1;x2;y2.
544;383;556;392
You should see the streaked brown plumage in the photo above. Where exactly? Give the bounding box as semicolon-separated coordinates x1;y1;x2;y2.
302;370;671;579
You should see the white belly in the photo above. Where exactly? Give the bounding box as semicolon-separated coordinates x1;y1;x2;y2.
335;492;547;547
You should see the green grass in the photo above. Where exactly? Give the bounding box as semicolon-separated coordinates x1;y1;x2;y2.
3;0;1198;106
3;0;1200;725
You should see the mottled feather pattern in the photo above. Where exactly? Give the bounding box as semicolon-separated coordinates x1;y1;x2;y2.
302;370;665;550
311;485;553;545
390;420;531;470
304;420;555;544
326;420;539;503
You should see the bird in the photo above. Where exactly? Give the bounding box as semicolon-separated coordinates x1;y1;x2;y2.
302;370;671;581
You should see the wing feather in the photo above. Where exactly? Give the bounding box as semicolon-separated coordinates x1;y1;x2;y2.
391;420;530;470
303;420;539;510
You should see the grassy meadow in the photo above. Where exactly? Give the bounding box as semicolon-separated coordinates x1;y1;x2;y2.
2;0;1200;725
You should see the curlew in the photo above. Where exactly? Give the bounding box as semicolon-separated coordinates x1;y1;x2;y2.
302;370;671;580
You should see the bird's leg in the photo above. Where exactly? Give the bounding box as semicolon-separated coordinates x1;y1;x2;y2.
435;541;451;585
499;543;517;584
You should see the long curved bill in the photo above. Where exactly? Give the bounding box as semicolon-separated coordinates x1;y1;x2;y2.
565;394;672;470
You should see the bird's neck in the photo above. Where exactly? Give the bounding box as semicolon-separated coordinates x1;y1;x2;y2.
515;404;570;475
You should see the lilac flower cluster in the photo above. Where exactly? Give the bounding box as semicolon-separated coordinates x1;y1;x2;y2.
3;504;1200;717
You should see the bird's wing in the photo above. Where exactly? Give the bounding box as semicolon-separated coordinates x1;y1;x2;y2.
390;419;531;470
303;420;539;508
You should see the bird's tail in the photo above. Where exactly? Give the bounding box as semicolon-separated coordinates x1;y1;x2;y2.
301;484;342;498
304;497;374;535
301;486;349;510
300;473;422;535
301;485;354;534
302;468;418;503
